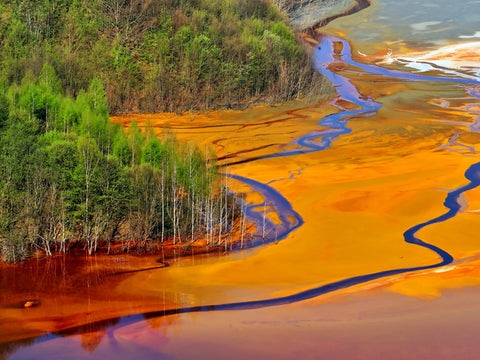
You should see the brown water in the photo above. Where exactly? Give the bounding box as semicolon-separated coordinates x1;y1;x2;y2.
2;1;480;359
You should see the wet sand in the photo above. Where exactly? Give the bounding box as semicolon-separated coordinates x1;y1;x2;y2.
111;86;480;297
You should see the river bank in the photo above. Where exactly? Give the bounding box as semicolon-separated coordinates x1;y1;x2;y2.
275;0;370;32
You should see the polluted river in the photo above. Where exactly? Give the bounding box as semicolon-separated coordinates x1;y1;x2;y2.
2;0;480;359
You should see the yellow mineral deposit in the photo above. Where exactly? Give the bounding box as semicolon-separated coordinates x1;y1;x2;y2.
113;80;480;304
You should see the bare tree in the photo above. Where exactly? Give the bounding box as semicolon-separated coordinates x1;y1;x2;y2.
101;0;157;48
78;136;100;254
161;163;165;242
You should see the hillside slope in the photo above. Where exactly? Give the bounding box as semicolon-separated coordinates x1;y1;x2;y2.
0;0;327;113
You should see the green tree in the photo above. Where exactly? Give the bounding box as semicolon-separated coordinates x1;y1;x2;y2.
127;121;144;167
0;93;10;129
142;136;166;168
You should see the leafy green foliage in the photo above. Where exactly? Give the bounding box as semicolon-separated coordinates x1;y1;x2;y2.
0;92;10;128
0;0;319;113
0;68;227;261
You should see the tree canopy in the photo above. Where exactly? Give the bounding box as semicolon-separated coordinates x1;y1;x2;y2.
0;68;238;262
0;0;323;113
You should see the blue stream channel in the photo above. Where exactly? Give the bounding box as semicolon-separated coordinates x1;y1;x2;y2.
20;32;480;343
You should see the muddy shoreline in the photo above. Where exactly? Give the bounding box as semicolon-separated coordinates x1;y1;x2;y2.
277;0;371;32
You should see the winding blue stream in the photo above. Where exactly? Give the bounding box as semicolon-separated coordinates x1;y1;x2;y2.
37;32;480;339
5;6;480;357
224;34;480;168
231;31;480;248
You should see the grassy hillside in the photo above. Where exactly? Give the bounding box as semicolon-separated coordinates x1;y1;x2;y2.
0;0;325;113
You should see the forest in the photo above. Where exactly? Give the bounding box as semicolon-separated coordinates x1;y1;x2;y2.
0;0;324;262
0;0;324;113
0;65;245;262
